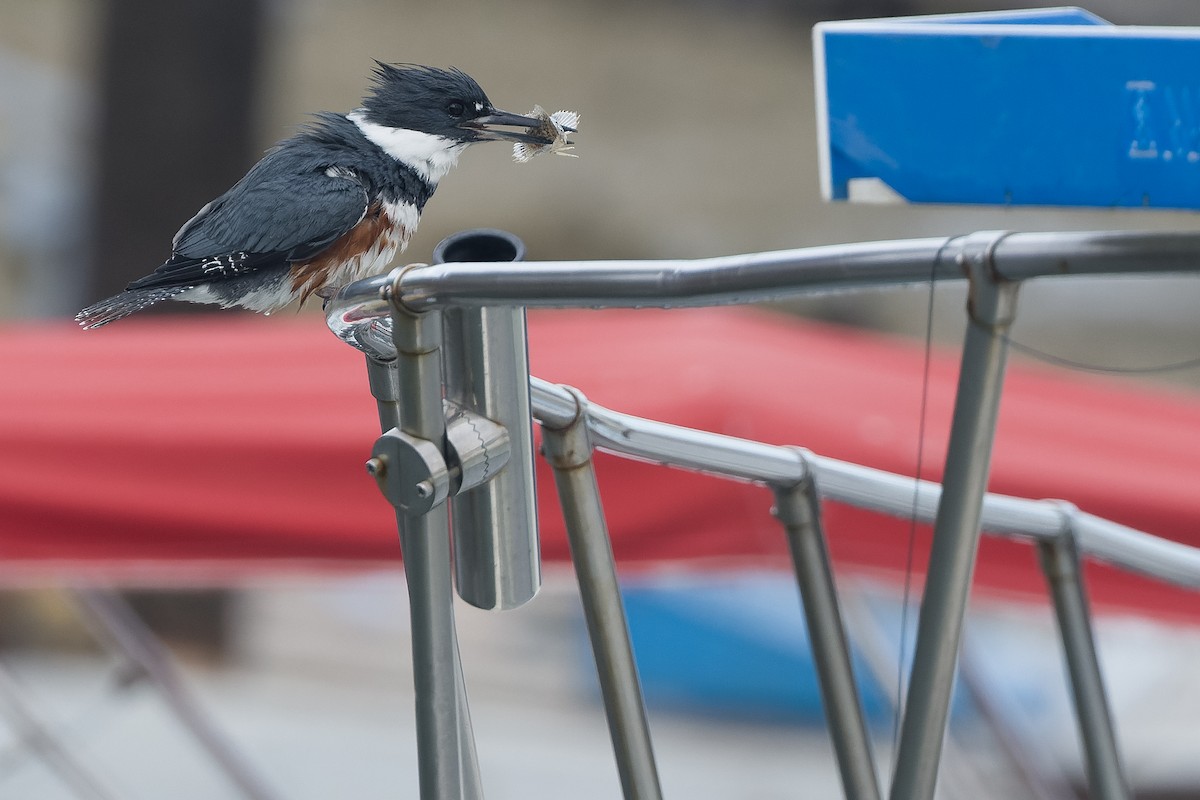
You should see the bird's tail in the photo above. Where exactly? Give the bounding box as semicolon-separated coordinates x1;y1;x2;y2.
75;286;193;330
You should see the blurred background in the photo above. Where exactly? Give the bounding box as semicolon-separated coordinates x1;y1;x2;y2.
2;0;1200;798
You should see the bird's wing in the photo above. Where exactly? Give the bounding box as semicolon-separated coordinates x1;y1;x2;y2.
128;162;370;291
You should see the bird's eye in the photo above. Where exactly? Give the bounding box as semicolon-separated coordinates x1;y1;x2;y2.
446;100;466;117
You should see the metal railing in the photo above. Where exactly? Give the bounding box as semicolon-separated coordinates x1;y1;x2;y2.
324;228;1200;800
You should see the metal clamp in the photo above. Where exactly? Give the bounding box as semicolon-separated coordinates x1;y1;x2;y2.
367;403;514;516
367;428;450;516
444;402;512;496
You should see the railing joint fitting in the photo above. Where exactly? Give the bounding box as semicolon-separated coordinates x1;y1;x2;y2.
769;447;819;527
958;230;1020;328
539;385;588;433
388;263;431;317
540;386;593;470
1039;499;1083;579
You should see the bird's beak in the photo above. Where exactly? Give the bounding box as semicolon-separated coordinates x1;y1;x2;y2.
463;109;558;145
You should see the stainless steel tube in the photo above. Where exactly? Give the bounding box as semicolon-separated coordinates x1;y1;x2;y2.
992;231;1200;282
1039;510;1130;800
891;239;1021;800
323;231;1200;330
396;237;959;310
774;473;882;800
388;230;1200;311
541;388;663;800
530;378;808;485
364;356;482;800
385;313;483;800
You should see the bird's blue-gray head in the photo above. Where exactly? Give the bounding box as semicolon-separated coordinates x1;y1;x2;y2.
349;63;553;184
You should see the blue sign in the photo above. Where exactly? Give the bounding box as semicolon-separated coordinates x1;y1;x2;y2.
814;8;1200;209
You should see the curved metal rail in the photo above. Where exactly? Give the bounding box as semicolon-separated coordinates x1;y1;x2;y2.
326;230;1200;325
529;377;1200;590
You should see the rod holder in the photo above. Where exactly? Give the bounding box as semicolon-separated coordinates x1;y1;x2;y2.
435;229;542;611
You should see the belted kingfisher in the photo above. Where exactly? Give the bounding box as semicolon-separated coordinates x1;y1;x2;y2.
76;63;562;329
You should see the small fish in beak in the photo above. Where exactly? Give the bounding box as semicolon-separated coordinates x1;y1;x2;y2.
513;106;580;162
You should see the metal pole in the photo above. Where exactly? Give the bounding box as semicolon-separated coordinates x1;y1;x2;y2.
73;588;282;800
773;466;881;800
365;356;482;800
1038;506;1130;800
890;233;1020;800
0;661;120;800
540;387;663;800
840;586;1023;800
956;633;1074;800
369;307;483;799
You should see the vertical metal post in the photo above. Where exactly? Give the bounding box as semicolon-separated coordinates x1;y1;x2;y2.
773;464;882;800
365;354;404;431
891;233;1020;800
366;312;482;800
540;387;663;800
1038;506;1130;800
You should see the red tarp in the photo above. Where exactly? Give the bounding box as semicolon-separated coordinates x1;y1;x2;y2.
1;308;1198;616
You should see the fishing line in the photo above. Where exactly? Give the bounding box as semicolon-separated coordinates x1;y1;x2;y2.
893;253;940;748
970;321;1200;375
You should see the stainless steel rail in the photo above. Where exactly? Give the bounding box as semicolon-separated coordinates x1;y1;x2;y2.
525;378;1200;590
323;230;1200;319
326;228;1200;800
